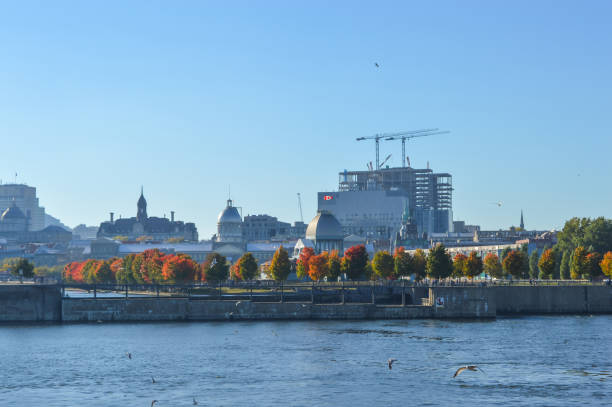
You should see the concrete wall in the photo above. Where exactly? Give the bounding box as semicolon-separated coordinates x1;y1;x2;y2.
494;285;612;315
0;285;61;322
429;287;496;318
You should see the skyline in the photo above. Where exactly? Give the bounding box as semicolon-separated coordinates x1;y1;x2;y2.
2;1;612;237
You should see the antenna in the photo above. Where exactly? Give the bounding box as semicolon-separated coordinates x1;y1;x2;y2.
297;193;304;223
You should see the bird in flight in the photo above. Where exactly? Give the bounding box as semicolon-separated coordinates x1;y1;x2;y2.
453;365;485;378
126;352;132;359
388;358;397;370
374;62;380;68
193;397;199;405
490;201;503;207
151;400;158;407
151;376;156;384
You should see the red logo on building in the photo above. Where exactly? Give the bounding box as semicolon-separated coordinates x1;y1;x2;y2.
323;195;333;201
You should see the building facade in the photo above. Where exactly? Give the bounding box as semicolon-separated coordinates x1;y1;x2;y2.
0;184;46;231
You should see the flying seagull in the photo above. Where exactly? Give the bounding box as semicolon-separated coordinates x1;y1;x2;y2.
453;365;485;378
151;376;156;384
193;397;199;405
126;352;132;360
388;358;397;370
490;201;503;207
374;62;380;68
151;400;158;407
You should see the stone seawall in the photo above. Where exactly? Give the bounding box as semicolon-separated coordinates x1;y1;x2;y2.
0;285;61;322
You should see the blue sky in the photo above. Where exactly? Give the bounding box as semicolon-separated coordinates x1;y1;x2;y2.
1;1;611;238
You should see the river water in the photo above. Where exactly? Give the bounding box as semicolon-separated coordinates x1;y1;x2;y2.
1;316;611;406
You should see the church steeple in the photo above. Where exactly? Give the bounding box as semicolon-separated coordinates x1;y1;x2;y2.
137;186;148;223
520;209;524;230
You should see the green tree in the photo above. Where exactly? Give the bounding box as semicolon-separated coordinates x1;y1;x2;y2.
393;247;413;278
502;250;524;279
426;244;453;279
372;251;394;280
538;249;556;279
10;258;35;280
501;247;512;263
202;253;229;281
412;249;427;281
570;246;589;279
484;253;503;278
268;245;291;281
238;252;258;280
327;250;342;281
585;252;602;280
529;250;540;279
519;244;530;279
559;250;571;279
341;245;369;280
464;251;483;279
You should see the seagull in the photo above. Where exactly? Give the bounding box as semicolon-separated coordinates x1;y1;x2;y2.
151;376;156;384
151;400;158;407
388;358;397;370
126;352;132;359
490;201;502;207
453;365;485;378
374;62;380;68
193;397;199;405
235;301;241;307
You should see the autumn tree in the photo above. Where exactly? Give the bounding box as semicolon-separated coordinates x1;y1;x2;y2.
308;252;329;281
452;253;467;278
585;252;602;280
239;253;258;281
327;250;342;281
296;247;315;280
372;251;394;280
559;250;571;280
484;253;503;278
502;250;524;279
570;246;589;279
341;245;369;280
538;249;556;279
201;253;229;282
426;244;453;279
268;245;291;281
412;249;427;281
529;250;540;279
393;247;413;279
600;252;612;279
464;251;483;279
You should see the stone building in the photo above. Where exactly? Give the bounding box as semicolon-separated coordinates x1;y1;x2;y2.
0;184;46;231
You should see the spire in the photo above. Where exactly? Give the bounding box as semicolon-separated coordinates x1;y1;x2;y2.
137;187;148;223
520;209;524;230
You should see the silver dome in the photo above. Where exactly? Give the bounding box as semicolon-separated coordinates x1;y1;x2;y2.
217;199;242;224
305;210;343;240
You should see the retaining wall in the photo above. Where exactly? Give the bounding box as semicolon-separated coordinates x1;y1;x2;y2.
0;285;61;322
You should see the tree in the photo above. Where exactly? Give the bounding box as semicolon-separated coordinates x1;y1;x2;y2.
372;251;394;280
426;244;453;279
412;249;427;281
296;247;315;280
501;247;512;263
502;250;524;279
519;244;530;279
308;252;329;281
484;253;503;278
10;258;34;280
327;250;342;281
559;250;571;280
464;251;483;279
341;245;369;280
529;250;540;279
570;246;589;279
585;252;602;280
393;247;413;279
268;245;291;281
452;253;467;278
538;249;556;279
600;252;612;279
201;253;229;282
238;253;258;281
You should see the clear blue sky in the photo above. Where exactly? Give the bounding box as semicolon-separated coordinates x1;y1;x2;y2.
1;1;611;238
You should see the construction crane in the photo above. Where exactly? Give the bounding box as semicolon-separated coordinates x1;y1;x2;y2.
297;193;304;223
385;129;450;167
379;154;392;169
356;129;437;170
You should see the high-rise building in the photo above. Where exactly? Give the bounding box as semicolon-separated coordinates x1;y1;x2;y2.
318;166;453;238
0;184;46;231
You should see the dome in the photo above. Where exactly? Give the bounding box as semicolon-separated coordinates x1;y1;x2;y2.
217;199;242;224
306;210;343;240
1;204;26;221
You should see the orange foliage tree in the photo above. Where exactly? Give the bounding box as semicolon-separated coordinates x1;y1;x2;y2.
296;247;315;280
600;252;612;279
452;253;467;278
308;252;330;281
